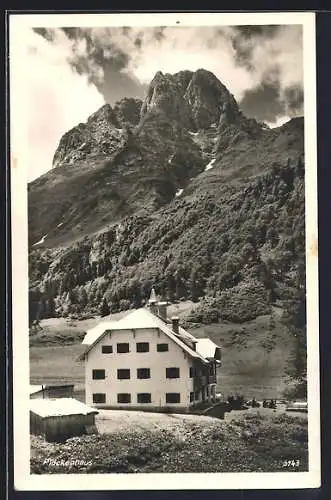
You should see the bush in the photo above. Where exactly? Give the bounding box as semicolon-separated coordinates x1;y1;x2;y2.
283;379;307;400
217;280;271;322
187;297;220;324
188;280;271;324
186;310;203;323
119;299;131;311
201;307;219;324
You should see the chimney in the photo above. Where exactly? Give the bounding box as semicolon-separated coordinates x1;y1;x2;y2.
157;301;168;322
172;316;179;334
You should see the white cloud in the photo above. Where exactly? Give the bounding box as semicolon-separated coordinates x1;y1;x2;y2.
248;25;303;99
84;25;303;104
10;24;303;181
86;26;256;100
11;28;105;182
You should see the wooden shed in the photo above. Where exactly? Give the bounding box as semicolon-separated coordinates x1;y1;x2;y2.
30;398;99;442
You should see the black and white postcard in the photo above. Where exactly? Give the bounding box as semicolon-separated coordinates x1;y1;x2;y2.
9;11;320;490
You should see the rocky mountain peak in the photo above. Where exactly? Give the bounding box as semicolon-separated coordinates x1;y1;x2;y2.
52;103;125;169
140;68;243;132
87;103;119;127
185;69;241;130
52;68;266;171
140;70;194;128
113;97;143;127
188;68;228;90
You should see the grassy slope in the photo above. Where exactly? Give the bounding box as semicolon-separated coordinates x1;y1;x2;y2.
30;304;293;400
30;411;308;473
29;301;198;346
190;308;292;399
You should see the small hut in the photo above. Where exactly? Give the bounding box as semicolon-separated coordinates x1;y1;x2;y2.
30;398;99;442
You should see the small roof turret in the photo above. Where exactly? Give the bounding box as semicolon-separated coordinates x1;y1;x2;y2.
148;287;157;304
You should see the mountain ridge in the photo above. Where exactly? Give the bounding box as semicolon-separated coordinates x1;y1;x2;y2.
29;68;303;248
28;69;305;337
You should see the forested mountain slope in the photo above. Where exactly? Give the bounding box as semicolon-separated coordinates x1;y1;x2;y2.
28;69;305;332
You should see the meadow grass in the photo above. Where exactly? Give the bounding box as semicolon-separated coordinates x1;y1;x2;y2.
30;411;308;473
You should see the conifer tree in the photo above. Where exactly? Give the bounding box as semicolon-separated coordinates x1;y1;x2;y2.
99;296;110;317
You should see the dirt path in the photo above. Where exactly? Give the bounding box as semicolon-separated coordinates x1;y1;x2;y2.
95;406;308;434
96;409;222;433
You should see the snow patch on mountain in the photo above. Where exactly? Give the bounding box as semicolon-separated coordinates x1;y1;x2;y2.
205;159;216;171
33;234;48;246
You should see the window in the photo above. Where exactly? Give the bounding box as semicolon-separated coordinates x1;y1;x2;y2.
195;391;200;400
157;343;169;352
136;342;149;353
117;369;130;379
102;345;113;354
137;368;150;379
137;393;151;403
93;393;106;403
166;367;180;379
117;343;129;353
117;393;131;404
189;367;194;378
166;393;181;403
92;369;105;380
190;392;194;402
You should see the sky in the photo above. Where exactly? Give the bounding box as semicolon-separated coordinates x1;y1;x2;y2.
13;24;304;181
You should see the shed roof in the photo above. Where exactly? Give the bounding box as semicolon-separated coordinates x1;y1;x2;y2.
29;385;43;395
30;398;98;418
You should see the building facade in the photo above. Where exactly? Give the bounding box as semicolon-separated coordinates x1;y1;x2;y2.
80;294;222;412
